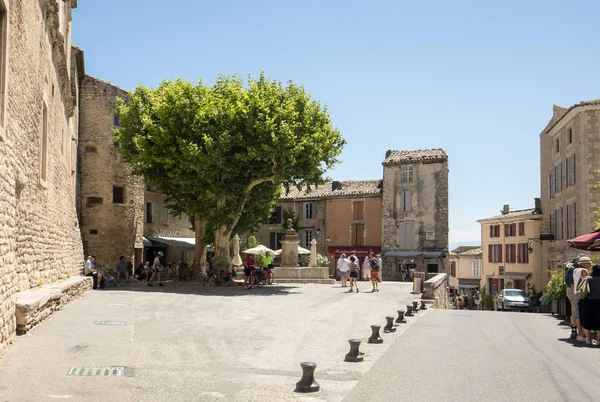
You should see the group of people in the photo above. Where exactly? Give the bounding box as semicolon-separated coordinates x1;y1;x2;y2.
337;252;382;292
452;289;481;310
565;255;600;345
243;251;273;288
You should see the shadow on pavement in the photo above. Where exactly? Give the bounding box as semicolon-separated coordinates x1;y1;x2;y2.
99;279;300;297
557;337;598;348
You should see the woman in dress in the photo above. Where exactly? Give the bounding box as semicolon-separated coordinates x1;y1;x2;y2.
362;255;371;281
348;255;360;292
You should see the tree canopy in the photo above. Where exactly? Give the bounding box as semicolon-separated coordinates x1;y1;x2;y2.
114;72;345;272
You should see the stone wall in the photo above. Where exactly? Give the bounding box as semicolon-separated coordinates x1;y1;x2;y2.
422;273;449;309
78;75;144;270
0;0;84;350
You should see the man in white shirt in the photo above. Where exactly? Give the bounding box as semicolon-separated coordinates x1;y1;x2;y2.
337;253;350;288
147;251;165;287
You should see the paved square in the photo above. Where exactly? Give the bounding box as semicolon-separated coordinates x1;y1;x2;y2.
0;280;426;401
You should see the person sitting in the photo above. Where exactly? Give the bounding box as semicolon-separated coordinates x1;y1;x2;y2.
84;255;103;290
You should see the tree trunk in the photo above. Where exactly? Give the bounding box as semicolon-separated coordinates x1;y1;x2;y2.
211;225;232;274
192;213;207;280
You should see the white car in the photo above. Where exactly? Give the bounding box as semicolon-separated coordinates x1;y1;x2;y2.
496;289;533;312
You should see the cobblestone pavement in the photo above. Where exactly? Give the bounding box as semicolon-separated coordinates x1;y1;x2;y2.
0;280;425;401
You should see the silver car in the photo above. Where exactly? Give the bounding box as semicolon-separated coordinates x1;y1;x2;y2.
496;289;533;312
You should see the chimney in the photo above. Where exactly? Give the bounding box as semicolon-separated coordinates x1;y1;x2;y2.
385;150;392;159
534;198;542;214
332;181;343;191
502;204;510;215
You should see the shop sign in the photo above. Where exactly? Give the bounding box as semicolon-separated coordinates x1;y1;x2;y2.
327;246;381;255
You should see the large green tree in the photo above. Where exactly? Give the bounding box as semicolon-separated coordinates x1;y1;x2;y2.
114;73;345;275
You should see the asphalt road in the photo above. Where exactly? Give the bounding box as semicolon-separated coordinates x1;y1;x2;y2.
344;308;600;402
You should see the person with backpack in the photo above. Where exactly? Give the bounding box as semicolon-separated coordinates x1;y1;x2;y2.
348;255;360;292
369;252;380;292
573;256;592;342
580;264;600;345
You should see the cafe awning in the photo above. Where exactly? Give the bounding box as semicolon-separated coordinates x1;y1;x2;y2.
383;251;443;259
458;278;480;288
146;236;196;249
502;272;531;279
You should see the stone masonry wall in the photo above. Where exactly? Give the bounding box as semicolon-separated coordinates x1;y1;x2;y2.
78;76;144;270
0;0;84;350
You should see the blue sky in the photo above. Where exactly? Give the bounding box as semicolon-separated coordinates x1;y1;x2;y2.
72;0;600;244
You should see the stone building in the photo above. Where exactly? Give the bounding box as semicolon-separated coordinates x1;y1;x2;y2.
253;180;383;275
0;0;84;349
477;203;544;294
540;101;600;270
448;246;482;292
77;75;145;270
380;149;449;281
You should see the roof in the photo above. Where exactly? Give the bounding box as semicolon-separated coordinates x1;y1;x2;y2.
451;246;482;256
544;99;600;134
477;208;541;223
279;180;382;200
382;149;447;165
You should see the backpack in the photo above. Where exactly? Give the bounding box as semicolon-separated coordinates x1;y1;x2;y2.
371;257;380;270
576;276;591;298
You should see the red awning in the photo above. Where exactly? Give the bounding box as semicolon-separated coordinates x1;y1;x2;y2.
567;229;600;250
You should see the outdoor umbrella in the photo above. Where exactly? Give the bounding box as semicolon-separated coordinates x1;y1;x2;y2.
272;245;312;256
231;234;243;266
567;229;600;250
242;244;273;255
309;238;318;267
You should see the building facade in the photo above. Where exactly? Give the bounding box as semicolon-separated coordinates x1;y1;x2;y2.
0;0;84;349
254;180;383;275
477;204;544;294
78;75;145;270
449;246;482;292
540;101;600;270
381;149;449;281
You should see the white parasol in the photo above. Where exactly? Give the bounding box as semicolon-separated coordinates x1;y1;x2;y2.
242;244;273;255
272;245;312;256
231;234;243;266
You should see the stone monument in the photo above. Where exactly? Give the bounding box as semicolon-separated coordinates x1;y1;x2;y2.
281;218;299;267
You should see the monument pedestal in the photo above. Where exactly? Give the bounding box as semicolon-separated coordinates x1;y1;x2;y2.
271;266;333;284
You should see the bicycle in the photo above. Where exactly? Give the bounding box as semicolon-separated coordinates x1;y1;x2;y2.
202;268;233;287
202;269;219;287
246;267;265;289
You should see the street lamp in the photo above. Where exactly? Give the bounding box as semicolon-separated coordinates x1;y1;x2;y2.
316;228;321;236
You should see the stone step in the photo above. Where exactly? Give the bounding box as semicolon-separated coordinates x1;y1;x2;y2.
273;279;336;285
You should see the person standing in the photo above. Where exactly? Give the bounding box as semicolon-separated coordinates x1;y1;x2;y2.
348;255;360;292
574;256;592;342
115;256;129;284
362;255;371;282
369;252;379;292
564;259;578;339
376;254;383;282
244;254;254;289
148;251;165;287
474;288;481;310
581;265;600;345
337;253;350;287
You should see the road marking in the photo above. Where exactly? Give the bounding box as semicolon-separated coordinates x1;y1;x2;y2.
93;320;127;326
66;366;125;376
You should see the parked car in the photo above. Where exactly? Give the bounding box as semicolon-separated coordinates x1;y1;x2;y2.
496;289;533;312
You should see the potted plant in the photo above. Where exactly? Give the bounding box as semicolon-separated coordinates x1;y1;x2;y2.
545;267;567;316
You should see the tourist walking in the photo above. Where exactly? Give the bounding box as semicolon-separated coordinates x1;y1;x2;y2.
337;253;350;287
362;255;371;281
376;254;383;282
565;258;578;338
474;288;481;310
369;252;379;292
580;264;600;345
348;255;359;292
115;256;129;284
148;251;165;287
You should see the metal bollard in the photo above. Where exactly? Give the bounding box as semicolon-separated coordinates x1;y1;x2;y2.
368;325;383;344
344;339;364;362
384;316;396;332
406;305;413;316
420;300;428;310
412;300;419;312
396;310;406;323
295;362;320;393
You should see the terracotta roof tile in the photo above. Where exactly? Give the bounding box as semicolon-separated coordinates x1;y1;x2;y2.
477;208;541;223
382;149;447;165
280;180;383;200
544;99;600;133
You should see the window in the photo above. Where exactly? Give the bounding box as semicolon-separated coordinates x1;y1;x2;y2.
517;243;529;264
557;163;562;192
40;102;48;182
268;206;282;224
86;197;103;206
112;186;124;204
472;259;480;278
568;128;573;144
401;165;413;183
0;3;7;126
505;244;516;263
427;263;439;273
450;261;456;277
270;232;283;250
550;168;556;198
504;223;517;237
488;244;502;263
555;138;560;154
113;114;121;126
352;224;365;246
557;207;563;241
566;205;570;239
398;222;413;249
89;229;98;235
518;222;525;236
489;225;501;238
303;202;314;219
399;190;412;212
550;211;555;237
547;174;551;199
352;201;364;220
303;229;313;248
146;202;153;223
568;154;576;186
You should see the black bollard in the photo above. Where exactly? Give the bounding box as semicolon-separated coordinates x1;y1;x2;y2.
406;305;413;316
396;310;406;323
368;325;383;344
384;316;396;332
295;362;320;393
412;300;419;312
344;339;364;362
420;300;428;310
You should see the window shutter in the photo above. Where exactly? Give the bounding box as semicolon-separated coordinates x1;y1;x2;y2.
572;154;576;184
505;245;509;263
498;245;503;263
512;223;516;236
451;262;456;277
488;245;493;263
154;203;159;224
490;226;493;238
517;245;521;263
504;224;508;237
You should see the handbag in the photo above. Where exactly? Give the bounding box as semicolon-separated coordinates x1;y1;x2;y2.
576;276;591;298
